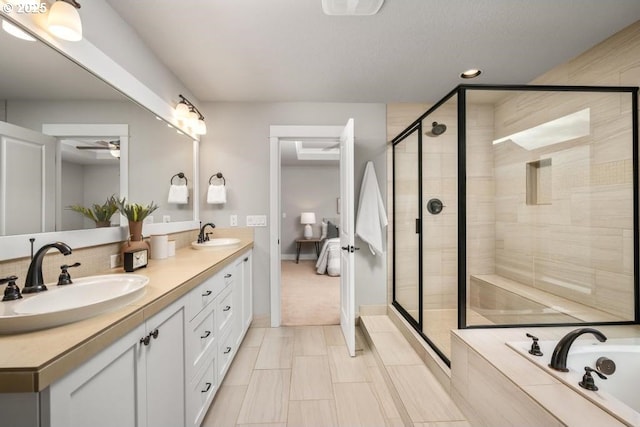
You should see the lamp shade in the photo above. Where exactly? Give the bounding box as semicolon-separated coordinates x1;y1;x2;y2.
300;212;316;225
48;0;82;42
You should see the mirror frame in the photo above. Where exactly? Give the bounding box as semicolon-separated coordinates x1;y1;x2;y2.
0;12;200;260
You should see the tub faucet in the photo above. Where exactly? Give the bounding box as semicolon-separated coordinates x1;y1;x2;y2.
197;222;216;243
548;328;607;372
23;242;72;294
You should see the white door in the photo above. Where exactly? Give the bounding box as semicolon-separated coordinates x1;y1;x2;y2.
339;118;356;357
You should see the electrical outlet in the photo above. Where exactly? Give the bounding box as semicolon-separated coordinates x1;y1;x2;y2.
230;214;238;226
163;215;171;223
110;254;122;269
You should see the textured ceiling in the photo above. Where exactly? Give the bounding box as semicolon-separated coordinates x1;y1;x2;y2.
105;0;640;104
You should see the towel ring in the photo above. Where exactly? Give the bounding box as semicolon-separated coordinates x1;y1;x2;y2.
209;172;226;186
171;172;188;186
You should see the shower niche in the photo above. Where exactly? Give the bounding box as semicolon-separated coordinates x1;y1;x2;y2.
391;84;639;364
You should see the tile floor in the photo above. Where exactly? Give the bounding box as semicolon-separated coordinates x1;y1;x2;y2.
202;320;469;427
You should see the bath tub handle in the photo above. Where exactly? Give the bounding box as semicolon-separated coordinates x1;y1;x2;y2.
525;333;543;356
579;366;607;391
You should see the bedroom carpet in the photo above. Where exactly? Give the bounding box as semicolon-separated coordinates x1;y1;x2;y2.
281;260;340;326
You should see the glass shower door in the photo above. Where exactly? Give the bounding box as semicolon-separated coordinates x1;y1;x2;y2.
393;126;421;325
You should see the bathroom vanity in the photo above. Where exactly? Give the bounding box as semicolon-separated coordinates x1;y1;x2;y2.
0;238;253;427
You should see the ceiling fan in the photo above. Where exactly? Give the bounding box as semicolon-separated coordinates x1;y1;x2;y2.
75;140;120;158
75;139;120;150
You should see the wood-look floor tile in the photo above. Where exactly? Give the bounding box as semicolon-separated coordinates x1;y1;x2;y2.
323;325;345;346
222;346;259;386
236;369;291;424
287;400;339;427
243;327;266;347
290;356;333;400
237;424;286;427
387;365;464;423
361;315;398;333
355;327;369;351
333;382;387;427
413;421;471;427
265;326;296;339
201;385;247;427
255;337;294;369
294;326;327;356
368;365;401;420
327;346;370;383
368;332;423;365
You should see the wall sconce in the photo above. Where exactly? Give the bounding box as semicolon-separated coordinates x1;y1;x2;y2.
175;94;207;135
48;0;82;42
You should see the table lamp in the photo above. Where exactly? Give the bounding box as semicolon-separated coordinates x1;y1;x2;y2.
300;212;316;239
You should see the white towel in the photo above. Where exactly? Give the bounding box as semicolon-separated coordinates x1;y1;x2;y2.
168;184;188;204
355;161;388;255
207;184;227;204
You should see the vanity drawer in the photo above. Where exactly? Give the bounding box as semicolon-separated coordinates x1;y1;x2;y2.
217;327;235;379
216;286;233;333
186;273;224;321
185;303;216;380
186;355;217;427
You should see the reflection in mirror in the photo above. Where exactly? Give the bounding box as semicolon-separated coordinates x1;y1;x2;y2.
0;18;195;240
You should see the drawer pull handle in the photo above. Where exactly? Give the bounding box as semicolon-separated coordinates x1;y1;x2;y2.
140;335;151;346
202;290;212;296
201;382;212;393
244;257;248;262
224;346;232;354
224;273;232;278
223;305;231;312
150;329;159;339
201;330;211;339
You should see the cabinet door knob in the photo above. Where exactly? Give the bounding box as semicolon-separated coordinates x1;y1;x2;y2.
140;335;151;346
244;257;248;262
201;382;212;393
223;305;231;312
201;330;211;339
202;290;212;297
224;273;232;278
224;346;232;354
150;329;159;339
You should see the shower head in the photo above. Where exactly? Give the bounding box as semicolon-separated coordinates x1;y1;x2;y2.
426;121;447;137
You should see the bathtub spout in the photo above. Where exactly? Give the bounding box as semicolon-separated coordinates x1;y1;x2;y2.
549;328;607;372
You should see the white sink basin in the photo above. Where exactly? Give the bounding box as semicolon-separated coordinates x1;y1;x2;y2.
0;274;148;334
191;238;241;250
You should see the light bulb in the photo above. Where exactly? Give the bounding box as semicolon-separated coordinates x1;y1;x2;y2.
196;119;207;135
2;19;36;41
175;102;190;118
48;0;82;42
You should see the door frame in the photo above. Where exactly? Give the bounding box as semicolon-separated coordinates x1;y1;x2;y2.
269;125;344;327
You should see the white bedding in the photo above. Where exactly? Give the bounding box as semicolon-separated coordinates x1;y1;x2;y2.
316;238;341;276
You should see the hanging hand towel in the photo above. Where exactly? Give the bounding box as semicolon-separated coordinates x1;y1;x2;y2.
355;161;388;255
167;184;188;204
207;184;227;204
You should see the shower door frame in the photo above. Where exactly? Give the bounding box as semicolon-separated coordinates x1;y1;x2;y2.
392;84;640;367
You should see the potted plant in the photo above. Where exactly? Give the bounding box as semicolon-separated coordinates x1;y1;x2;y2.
67;195;119;227
115;198;159;242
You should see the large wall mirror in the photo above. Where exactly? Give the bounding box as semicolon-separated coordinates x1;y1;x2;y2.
0;20;196;260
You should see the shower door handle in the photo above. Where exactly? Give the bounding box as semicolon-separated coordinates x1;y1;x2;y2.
415;218;421;234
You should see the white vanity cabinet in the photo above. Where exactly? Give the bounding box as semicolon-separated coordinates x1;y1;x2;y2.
44;297;186;427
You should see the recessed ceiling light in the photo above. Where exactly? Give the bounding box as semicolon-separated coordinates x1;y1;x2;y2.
460;69;482;79
322;0;384;15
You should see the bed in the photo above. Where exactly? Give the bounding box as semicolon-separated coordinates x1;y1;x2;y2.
315;218;341;276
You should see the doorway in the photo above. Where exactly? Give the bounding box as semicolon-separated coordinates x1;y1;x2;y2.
269;122;356;355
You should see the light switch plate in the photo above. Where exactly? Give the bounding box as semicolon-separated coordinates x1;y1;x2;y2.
162;215;171;223
246;215;267;227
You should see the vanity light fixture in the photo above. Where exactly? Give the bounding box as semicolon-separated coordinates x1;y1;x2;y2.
48;0;82;42
176;94;207;135
460;68;482;79
2;19;36;41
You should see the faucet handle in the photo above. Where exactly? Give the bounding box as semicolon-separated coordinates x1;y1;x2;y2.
526;333;543;356
579;366;607;391
58;262;81;286
1;275;22;301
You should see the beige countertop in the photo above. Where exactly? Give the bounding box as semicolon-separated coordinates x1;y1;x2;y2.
0;236;253;393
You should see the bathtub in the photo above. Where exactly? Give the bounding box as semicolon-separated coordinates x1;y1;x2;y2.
507;337;640;426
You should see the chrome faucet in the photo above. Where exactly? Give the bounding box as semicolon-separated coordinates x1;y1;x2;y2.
548;327;607;372
23;242;72;294
197;222;216;243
